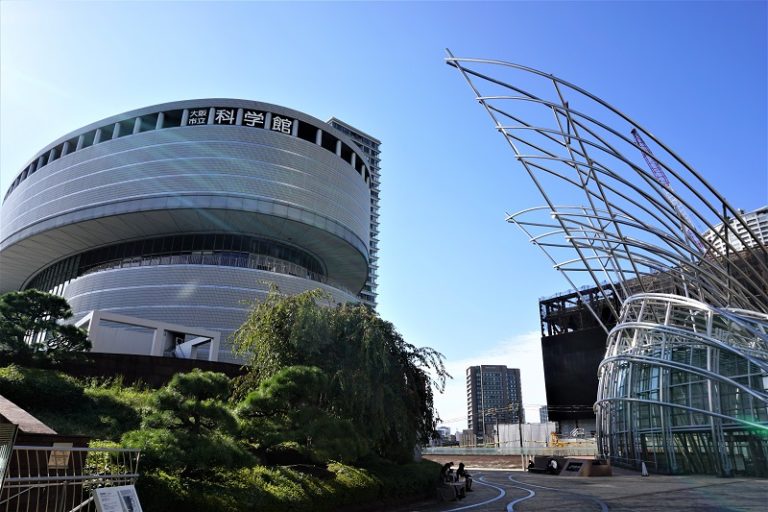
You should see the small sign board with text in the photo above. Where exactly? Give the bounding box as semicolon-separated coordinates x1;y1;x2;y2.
93;485;143;512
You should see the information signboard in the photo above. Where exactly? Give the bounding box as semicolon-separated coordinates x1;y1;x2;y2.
93;485;143;512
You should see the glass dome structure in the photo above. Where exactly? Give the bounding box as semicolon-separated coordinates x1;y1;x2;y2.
447;51;768;476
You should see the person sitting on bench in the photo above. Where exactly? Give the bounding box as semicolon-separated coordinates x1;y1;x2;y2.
438;462;465;500
456;462;473;492
547;458;559;474
440;461;453;481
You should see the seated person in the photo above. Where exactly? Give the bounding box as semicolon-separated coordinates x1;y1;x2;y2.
456;462;473;491
547;458;559;474
527;459;535;471
440;461;454;482
438;462;465;500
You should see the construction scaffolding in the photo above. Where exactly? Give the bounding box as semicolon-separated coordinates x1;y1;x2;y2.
540;286;619;337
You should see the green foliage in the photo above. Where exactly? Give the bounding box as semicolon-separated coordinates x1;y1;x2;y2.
239;365;329;417
0;364;83;409
82;440;135;493
263;441;314;466
0;363;441;510
0;365;149;440
0;289;90;363
359;459;442;500
83;377;152;435
132;470;191;511
146;369;237;434
239;366;369;463
122;369;252;476
233;289;449;462
135;461;440;512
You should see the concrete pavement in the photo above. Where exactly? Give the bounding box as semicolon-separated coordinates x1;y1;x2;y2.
387;467;767;511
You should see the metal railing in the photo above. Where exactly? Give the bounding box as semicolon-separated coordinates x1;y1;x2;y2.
423;444;598;457
0;445;141;512
80;252;358;296
0;426;16;492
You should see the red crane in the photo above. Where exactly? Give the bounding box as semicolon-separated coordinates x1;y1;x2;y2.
631;128;705;252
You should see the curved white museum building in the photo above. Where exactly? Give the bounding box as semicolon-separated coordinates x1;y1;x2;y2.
0;100;380;363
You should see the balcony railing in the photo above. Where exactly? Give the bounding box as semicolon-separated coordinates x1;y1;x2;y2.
0;445;141;512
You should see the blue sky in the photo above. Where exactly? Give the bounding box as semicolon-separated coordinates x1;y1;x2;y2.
1;1;766;431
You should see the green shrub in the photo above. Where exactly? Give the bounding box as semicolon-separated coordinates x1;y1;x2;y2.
0;364;152;440
0;365;440;511
238;366;372;465
122;370;253;477
233;290;449;463
264;441;313;466
365;459;441;499
134;471;190;511
0;289;90;363
327;463;380;506
0;364;83;410
133;461;438;512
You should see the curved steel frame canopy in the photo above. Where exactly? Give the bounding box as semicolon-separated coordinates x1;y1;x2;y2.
446;50;768;476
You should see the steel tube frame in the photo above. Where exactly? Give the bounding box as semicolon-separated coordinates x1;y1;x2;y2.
447;51;768;476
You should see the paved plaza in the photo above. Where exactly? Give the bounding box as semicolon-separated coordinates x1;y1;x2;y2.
389;467;767;512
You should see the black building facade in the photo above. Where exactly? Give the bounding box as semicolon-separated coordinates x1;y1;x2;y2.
539;287;619;430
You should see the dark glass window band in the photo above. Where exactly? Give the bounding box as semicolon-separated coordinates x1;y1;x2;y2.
26;234;325;292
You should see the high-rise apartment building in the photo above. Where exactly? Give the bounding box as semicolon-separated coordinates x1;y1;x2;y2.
702;205;768;254
327;118;380;308
466;365;524;440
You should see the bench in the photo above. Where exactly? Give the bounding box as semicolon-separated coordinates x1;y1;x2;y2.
526;457;548;473
528;455;566;475
437;480;466;501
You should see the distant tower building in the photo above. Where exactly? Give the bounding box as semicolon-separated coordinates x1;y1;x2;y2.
702;205;768;254
327;118;381;308
539;406;549;423
466;365;524;441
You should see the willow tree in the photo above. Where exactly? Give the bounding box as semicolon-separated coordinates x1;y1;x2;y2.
232;289;448;463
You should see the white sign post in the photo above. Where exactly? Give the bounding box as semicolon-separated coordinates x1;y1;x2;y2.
93;485;143;512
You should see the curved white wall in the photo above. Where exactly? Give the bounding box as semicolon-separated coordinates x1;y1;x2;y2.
65;265;358;363
0;99;373;362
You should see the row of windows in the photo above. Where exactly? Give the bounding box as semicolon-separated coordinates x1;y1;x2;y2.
25;234;327;293
81;234;324;275
329;121;380;152
322;120;379;309
5;106;372;201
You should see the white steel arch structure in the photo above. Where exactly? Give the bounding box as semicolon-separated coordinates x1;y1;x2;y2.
447;51;768;476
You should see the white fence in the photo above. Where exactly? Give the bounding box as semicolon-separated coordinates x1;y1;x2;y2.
0;445;141;512
423;444;598;458
494;422;557;448
0;426;16;492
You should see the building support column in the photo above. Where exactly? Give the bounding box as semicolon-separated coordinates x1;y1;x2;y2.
150;328;165;357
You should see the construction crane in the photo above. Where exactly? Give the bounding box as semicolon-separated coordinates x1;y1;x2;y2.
631;128;705;252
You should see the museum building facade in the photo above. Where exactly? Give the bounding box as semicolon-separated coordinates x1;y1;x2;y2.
0;100;379;363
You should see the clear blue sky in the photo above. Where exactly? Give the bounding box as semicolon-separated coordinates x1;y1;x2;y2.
2;1;766;430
